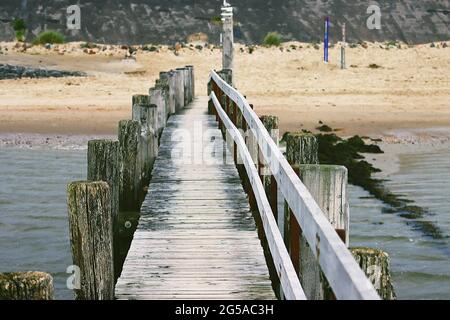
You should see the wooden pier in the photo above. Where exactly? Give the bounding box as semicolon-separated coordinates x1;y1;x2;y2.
59;64;398;301
115;97;275;300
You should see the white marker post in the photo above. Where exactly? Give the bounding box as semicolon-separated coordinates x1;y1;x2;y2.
341;23;346;69
221;1;234;72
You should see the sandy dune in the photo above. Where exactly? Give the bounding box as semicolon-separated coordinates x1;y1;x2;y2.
0;41;449;137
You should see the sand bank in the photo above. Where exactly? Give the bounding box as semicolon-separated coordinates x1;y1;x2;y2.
0;41;449;138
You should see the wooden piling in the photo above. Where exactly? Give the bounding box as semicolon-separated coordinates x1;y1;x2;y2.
87;139;120;281
186;65;195;102
132;94;158;186
173;69;185;112
159;72;176;115
118;120;143;212
350;248;396;300
177;67;190;106
297;164;349;300
67;181;114;300
149;87;168;135
299;165;349;245
0;272;54;300
285;132;319;165
87;140;119;221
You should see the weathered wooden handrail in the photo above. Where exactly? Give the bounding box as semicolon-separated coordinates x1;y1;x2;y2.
208;70;380;300
210;93;306;300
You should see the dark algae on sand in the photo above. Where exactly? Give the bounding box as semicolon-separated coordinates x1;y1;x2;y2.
283;125;444;239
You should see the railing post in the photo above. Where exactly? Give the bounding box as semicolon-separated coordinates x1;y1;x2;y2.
260;115;279;221
67;181;114;300
289;166;301;275
0;272;54;300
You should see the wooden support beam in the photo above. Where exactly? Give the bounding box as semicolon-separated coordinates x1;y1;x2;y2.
0;272;54;300
260;115;279;220
67;181;114;300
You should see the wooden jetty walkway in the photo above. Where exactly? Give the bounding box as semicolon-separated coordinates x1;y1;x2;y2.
59;64;396;301
115;97;275;299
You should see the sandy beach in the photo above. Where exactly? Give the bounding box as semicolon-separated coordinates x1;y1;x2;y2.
0;41;449;138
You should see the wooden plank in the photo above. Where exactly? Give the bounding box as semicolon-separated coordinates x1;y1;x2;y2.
209;71;380;300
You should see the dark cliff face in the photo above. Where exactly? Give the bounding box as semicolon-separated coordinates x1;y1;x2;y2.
0;0;448;44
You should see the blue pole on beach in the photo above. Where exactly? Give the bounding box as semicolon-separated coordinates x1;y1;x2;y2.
324;16;330;63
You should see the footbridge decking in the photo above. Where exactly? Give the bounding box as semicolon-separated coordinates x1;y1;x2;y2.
115;97;276;300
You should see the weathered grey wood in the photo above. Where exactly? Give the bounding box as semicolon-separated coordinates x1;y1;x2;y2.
222;3;234;72
260;116;279;146
87;140;119;221
217;69;233;86
67;181;114;300
211;94;306;300
0;272;54;300
116;97;276;300
209;71;380;300
159;72;176;115
299;165;349;244
350;248;396;300
86;139;120;281
186;65;195;103
118;120;143;212
173;69;185;112
132;94;158;185
149;87;168;135
286;132;319;165
294;165;349;300
177;67;190;106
